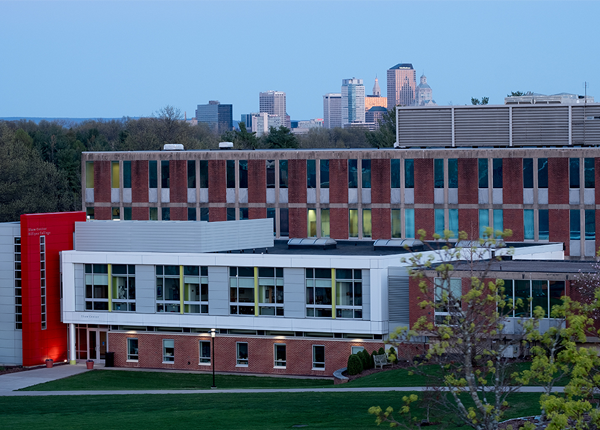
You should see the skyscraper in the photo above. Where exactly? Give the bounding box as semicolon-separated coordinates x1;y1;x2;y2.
373;76;381;96
387;63;416;109
195;100;233;134
341;78;365;125
415;74;436;106
259;91;289;128
365;77;387;113
323;93;342;129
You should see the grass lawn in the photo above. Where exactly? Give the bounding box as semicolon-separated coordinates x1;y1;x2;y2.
0;391;544;429
20;369;334;391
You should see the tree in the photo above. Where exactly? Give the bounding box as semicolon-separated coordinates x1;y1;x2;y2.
263;126;298;149
471;97;490;105
366;106;397;148
507;91;526;97
231;122;259;150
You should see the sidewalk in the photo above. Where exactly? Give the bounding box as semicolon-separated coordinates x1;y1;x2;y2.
0;363;89;395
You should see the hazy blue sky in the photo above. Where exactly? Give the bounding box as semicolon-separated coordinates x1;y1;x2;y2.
0;1;598;120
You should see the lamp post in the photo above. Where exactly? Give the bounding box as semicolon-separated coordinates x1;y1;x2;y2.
210;328;216;389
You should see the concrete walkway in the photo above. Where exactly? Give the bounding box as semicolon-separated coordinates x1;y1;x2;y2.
0;363;89;395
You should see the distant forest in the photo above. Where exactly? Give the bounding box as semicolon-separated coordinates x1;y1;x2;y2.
0;106;395;222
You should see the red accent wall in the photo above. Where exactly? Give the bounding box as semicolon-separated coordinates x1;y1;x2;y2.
131;161;149;204
170;160;187;204
458;158;478;204
208;160;226;204
548;158;568;205
248;160;266;204
503;158;523;205
414;159;434;204
20;211;86;367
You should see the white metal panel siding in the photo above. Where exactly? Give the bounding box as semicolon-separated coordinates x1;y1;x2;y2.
572;105;600;145
208;266;228;316
284;268;305;319
362;269;370;320
398;108;452;147
512;106;569;146
455;107;509;146
388;267;410;329
74;264;85;312
135;265;155;314
0;223;21;365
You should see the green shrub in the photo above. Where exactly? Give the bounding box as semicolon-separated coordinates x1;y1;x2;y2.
378;347;385;355
359;350;370;370
369;351;375;368
388;347;398;364
347;354;363;375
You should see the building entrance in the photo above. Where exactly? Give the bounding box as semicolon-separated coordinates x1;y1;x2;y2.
88;328;108;361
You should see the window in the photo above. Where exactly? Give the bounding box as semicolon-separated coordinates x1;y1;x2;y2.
479;210;489;238
163;339;174;363
239;160;248;188
320;160;329;188
199;160;208;188
199;340;211;364
570;158;580;188
183;266;209;314
312;345;325;369
200;207;209;222
111;161;119;188
14;237;21;330
267;208;276;235
161;207;170;221
478;159;488;188
405;209;415;238
227;208;236;221
237;342;248;366
280;208;289;237
127;338;138;361
351;346;365;355
539;209;549;240
279;160;288;188
523;158;533;188
362;209;372;238
188;208;196;221
86;161;94;188
391;209;401;238
239;208;248;220
308;209;317;237
124;207;132;220
434;278;462;325
123;161;131;188
306;268;332;318
449;209;458;238
405;159;414;188
258;267;284;316
434;159;444;188
230;267;255;315
524;209;534;240
112;265;136;312
307;160;316;188
493;159;503;188
85;264;109;311
585;158;595;188
274;344;286;368
391;159;400;188
149;160;157;188
538;158;548;188
448;159;458;188
493;209;503;236
348;159;358;188
362;160;371;188
504;279;565;318
161;160;170;188
187;160;196;188
435;209;444;236
570;210;580;240
226;160;235;189
335;269;362;319
156;265;180;313
349;209;358;237
86;207;94;220
321;209;330;237
585;210;595;240
266;160;276;188
40;236;46;330
112;207;120;220
150;207;158;221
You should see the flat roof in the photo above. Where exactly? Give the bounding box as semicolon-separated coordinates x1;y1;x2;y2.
449;259;599;274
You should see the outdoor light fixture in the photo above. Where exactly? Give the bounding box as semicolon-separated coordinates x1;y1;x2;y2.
210;328;216;389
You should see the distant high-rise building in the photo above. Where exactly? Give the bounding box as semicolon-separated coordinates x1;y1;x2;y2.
387;63;416;109
365;77;387;113
259;91;289;128
195;100;233;134
366;106;387;126
373;76;381;96
323;93;342;129
415;74;436;106
341;78;365;125
251;112;282;137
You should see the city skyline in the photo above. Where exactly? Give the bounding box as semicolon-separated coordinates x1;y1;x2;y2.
0;1;598;120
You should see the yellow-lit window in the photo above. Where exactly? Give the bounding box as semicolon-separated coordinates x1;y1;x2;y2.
391;209;401;238
86;161;94;188
308;209;317;238
321;209;330;237
362;209;372;238
111;161;120;188
349;210;358;237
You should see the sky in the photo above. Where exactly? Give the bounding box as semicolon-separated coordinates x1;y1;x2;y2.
0;1;598;121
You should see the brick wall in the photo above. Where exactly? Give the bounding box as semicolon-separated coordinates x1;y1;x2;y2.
289;207;307;238
504;209;524;241
169;160;187;204
288;159;307;204
414;208;434;240
132;207;149;220
170;207;186;221
414;159;434;204
548;158;568;205
371;159;390;204
459;209;479;240
330;208;349;239
94;207;111;221
329;160;348;204
248;160;266;204
503;158;523;205
109;332;384;377
371;208;391;240
550;209;569;255
131;160;148;204
458;159;478;204
94;161;111;203
208;160;226;204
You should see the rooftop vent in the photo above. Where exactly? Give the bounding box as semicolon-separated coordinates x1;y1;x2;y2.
219;142;234;150
163;144;185;151
373;239;423;251
287;238;337;250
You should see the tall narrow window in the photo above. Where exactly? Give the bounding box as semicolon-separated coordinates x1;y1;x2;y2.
111;161;120;188
348;160;358;188
274;344;286;368
405;159;414;188
200;208;209;222
227;208;236;221
448;159;458;188
40;236;46;330
449;209;458;238
321;209;330;237
149;160;157;188
335;269;362;319
199;160;208;188
86;161;94;188
434;159;444;188
493;159;503;188
391;159;400;188
127;338;138;361
349;209;358;237
307;160;316;188
239;207;248;220
280;208;289;236
266;160;276;188
112;265;136;312
199;340;211;364
187;160;196;188
14;237;22;330
478;159;488;188
539;209;549;240
538;158;548;188
183;266;208;314
86;207;94;220
123;161;131;188
524;209;534;240
150;207;158;221
479;210;489;238
267;208;276;235
391;209;401;238
239;160;248;189
112;207;120;220
362;209;372;238
156;265;180;313
161;207;170;221
163;339;174;363
570;209;580;240
188;208;196;221
237;342;249;366
585;210;595;240
229;267;255;315
320;160;329;188
405;209;415;238
435;209;444;235
312;345;325;369
362;160;371;188
279;160;288;188
124;207;132;220
307;209;317;237
493;209;503;235
570;158;580;188
161;160;170;188
258;267;284;316
306;268;332;318
226;160;235;189
523;158;534;188
85;264;109;311
584;158;595;188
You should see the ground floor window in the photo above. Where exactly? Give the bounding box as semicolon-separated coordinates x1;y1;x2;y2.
351;346;364;355
127;338;138;361
237;342;248;366
163;339;174;363
274;344;286;368
199;340;211;365
313;345;325;369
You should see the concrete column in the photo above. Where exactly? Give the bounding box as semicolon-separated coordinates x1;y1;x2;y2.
69;323;77;365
